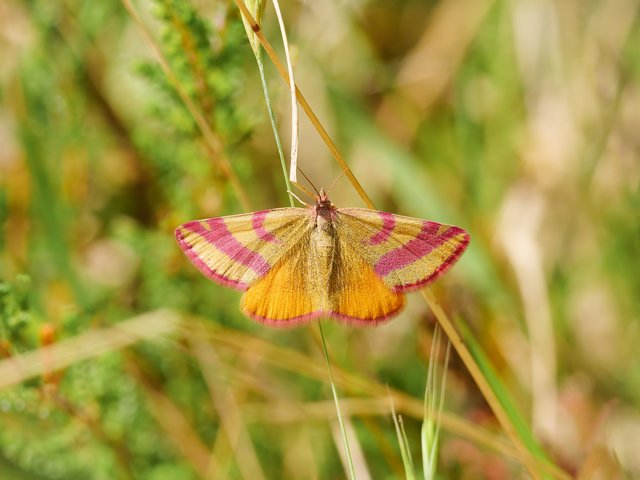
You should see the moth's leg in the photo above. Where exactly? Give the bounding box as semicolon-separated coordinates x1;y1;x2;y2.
288;190;311;207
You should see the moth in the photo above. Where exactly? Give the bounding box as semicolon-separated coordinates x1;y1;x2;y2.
175;189;470;327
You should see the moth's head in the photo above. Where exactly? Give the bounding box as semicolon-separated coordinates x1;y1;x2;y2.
316;187;333;208
314;187;335;221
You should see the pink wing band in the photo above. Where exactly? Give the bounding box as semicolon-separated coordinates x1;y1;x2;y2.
374;221;467;277
243;307;403;328
189;218;272;276
369;211;396;245
178;217;274;286
252;210;281;244
175;226;249;290
391;231;470;292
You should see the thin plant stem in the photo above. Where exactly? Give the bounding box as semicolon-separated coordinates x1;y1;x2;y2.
432;340;450;472
255;55;294;206
421;326;450;480
239;2;357;477
318;322;357;480
389;387;416;480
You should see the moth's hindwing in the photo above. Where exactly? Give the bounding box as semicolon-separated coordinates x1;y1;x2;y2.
240;231;406;326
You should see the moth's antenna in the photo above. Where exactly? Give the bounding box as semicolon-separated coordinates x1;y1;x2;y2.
326;169;347;195
297;167;320;196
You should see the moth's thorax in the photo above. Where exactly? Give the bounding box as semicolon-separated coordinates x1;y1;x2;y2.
311;196;336;249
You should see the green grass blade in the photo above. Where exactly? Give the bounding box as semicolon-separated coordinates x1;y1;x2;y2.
389;390;416;480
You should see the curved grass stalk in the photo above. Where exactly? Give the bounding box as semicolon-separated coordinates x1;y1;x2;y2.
252;40;293;205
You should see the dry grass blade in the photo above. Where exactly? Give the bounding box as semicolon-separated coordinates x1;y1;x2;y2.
270;0;299;183
0;309;180;391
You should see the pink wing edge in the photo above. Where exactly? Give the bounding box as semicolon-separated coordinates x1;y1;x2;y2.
339;208;471;295
241;305;406;329
391;225;471;294
175;222;250;292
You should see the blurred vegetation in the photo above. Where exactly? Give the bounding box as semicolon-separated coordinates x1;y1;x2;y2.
0;0;639;479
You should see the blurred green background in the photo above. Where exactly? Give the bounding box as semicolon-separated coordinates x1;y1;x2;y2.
0;0;639;478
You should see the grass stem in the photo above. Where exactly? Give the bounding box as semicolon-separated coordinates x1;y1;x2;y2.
318;321;357;480
255;54;293;206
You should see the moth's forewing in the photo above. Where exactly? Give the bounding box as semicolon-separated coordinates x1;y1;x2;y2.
175;208;309;291
336;208;470;292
